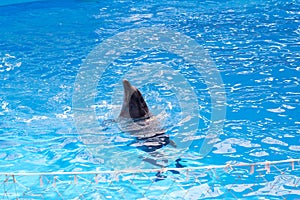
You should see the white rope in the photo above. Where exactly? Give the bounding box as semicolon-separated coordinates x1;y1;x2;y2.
0;158;298;177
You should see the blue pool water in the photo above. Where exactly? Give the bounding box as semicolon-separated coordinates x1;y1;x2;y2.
0;0;299;199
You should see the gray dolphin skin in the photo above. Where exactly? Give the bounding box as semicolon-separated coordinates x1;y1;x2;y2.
119;79;151;120
118;79;175;152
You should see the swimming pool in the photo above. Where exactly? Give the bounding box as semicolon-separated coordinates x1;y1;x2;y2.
0;0;299;199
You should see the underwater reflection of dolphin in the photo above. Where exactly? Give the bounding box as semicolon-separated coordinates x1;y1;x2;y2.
118;79;176;153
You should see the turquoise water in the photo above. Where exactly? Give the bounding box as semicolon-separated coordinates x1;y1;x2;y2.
0;0;299;199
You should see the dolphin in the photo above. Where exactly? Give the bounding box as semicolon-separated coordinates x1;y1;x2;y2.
118;79;176;152
117;79;184;180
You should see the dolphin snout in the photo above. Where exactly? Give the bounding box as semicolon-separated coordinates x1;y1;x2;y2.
123;79;131;88
122;79;135;95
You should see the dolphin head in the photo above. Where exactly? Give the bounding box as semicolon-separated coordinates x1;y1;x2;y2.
118;79;177;153
119;79;150;119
